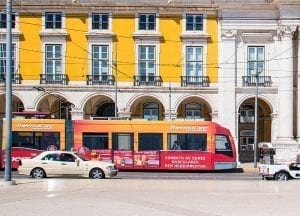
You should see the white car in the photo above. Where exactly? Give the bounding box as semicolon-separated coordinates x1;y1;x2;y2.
18;150;118;179
259;163;300;181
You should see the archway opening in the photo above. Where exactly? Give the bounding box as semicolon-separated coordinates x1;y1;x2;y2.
176;97;212;121
238;98;272;163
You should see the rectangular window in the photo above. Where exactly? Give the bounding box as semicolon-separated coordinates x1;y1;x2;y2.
168;134;207;151
45;44;62;78
138;133;162;151
215;134;233;157
247;46;265;76
112;133;134;150
12;131;60;150
45;12;62;29
185;104;202;119
138;45;155;76
186;46;203;77
138;14;156;30
83;133;108;150
0;43;16;75
186;14;203;31
0;13;16;28
92;45;109;75
92;13;109;30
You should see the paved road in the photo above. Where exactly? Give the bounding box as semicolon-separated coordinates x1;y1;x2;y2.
0;169;260;181
1;176;299;216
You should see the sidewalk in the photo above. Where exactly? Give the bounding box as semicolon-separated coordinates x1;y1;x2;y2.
238;162;259;173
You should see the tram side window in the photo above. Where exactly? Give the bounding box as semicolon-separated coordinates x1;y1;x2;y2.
138;133;162;151
82;133;108;150
168;134;207;151
112;133;133;150
215;134;233;157
12;131;60;150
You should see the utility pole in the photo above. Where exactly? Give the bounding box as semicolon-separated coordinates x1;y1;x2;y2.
169;82;171;119
253;71;261;168
4;0;14;184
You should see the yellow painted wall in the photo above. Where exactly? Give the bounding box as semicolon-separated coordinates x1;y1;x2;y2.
160;15;182;83
19;16;42;80
18;13;218;83
206;15;218;83
112;15;135;82
66;14;88;81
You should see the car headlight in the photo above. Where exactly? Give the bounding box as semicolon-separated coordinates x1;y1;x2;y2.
106;165;116;170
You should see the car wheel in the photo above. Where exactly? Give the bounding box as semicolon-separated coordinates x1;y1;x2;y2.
274;171;289;181
89;168;105;179
31;167;46;179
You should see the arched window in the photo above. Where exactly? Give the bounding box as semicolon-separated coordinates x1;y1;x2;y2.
185;103;201;119
143;103;159;120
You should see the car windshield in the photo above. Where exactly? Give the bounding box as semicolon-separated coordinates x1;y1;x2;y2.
74;152;90;161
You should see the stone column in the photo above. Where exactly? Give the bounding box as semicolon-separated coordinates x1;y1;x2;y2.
270;113;278;142
70;110;85;120
297;27;300;142
276;26;296;143
218;30;237;138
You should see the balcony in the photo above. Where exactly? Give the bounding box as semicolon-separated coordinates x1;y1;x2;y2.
181;76;209;87
0;73;22;84
242;76;272;87
40;74;69;85
86;74;115;86
134;75;162;86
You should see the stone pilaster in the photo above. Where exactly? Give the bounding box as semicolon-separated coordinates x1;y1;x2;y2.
218;29;237;137
276;26;296;142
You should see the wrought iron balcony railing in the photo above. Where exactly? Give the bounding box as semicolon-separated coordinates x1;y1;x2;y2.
0;73;22;84
181;76;209;87
40;74;69;85
86;74;115;85
134;75;162;86
242;76;272;87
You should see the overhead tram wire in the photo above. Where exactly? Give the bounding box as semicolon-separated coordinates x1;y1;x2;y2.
9;1;300;81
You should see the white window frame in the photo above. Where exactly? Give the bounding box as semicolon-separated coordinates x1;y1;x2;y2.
143;102;159;120
42;42;66;76
185;103;202;119
182;42;207;77
89;43;112;76
135;43;159;77
135;13;159;33
89;12;112;32
247;46;265;77
0;12;17;29
182;13;206;34
0;42;17;75
42;11;65;32
185;46;204;77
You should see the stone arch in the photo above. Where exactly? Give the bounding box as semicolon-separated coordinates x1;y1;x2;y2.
81;93;116;119
0;93;24;118
127;94;166;120
238;95;273;163
174;94;214;120
35;92;72;119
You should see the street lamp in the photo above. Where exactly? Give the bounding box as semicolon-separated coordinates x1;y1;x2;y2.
4;0;14;185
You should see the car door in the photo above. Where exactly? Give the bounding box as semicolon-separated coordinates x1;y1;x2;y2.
59;153;85;175
40;153;63;175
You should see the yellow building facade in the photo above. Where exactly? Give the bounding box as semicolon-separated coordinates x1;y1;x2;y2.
3;0;300;163
1;0;219;123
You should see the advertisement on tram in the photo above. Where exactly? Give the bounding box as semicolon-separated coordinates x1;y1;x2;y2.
1;119;65;168
73;120;237;171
